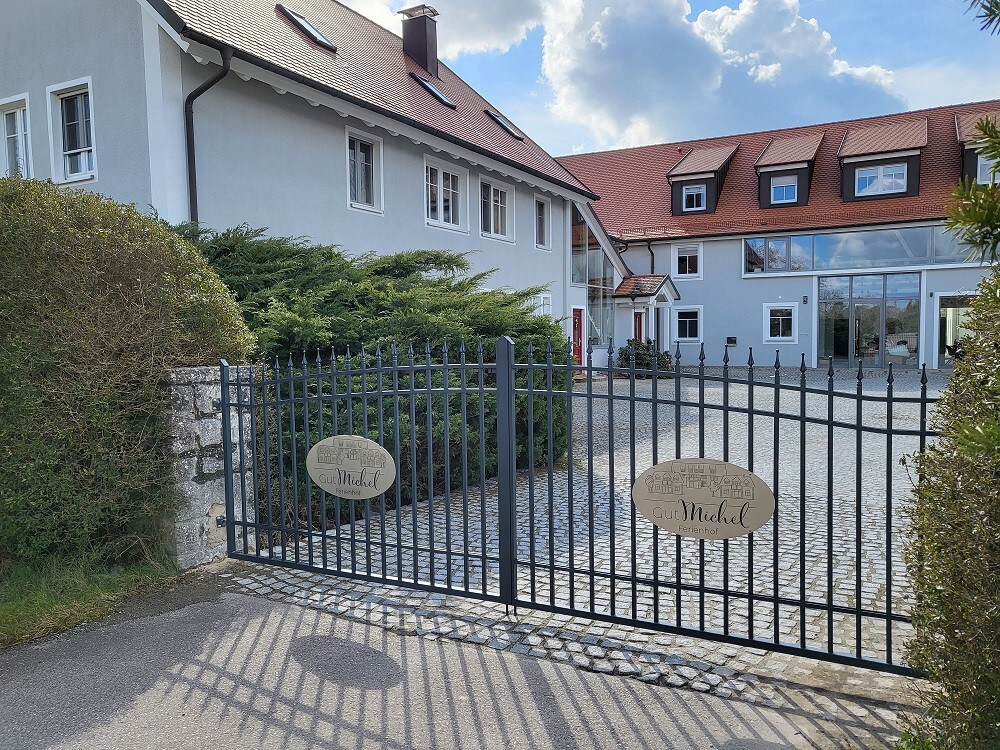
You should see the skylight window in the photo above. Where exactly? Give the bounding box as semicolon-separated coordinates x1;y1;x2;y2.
485;110;525;141
411;73;457;109
277;4;337;53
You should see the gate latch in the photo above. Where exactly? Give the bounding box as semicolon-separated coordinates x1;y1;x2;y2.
212;398;223;411
216;515;227;529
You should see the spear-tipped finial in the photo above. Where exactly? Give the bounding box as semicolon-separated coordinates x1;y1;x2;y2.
800;353;807;374
748;347;754;368
856;360;864;381
774;350;781;369
459;338;467;355
920;364;928;386
442;337;449;355
408;340;415;357
391;342;399;363
316;349;322;366
723;345;730;366
828;356;835;378
698;342;706;364
887;362;894;385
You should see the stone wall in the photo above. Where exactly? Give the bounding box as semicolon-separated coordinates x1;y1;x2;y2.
168;366;254;570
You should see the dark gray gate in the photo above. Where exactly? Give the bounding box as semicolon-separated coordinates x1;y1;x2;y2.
220;336;935;675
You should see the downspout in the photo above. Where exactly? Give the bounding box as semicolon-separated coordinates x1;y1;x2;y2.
647;240;655;275
185;47;233;224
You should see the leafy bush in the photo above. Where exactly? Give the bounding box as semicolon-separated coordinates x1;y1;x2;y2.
616;339;673;374
180;226;570;541
0;179;253;563
904;266;1000;748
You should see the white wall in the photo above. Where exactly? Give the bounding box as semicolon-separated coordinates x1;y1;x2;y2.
0;0;153;207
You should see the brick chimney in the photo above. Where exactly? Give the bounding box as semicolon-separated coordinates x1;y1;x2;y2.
399;5;439;78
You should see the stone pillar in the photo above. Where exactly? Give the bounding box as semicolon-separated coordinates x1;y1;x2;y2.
167;366;254;570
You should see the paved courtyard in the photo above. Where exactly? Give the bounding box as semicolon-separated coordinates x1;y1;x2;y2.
239;369;944;711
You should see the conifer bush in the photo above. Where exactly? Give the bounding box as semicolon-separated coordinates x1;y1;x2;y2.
0;179;252;563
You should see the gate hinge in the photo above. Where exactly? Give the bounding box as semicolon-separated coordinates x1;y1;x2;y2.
216;515;227;528
212;398;223;411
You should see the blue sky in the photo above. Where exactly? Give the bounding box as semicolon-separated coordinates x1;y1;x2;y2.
345;0;1000;155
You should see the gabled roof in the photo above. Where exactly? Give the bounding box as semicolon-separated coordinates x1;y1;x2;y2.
838;118;928;158
146;0;597;199
755;134;823;169
956;110;1000;143
667;144;739;178
556;100;1000;242
614;274;668;298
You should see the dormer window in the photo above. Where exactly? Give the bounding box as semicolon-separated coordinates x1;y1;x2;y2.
682;184;706;211
667;143;738;216
770;174;797;204
855;163;907;197
277;4;337;52
838;118;926;202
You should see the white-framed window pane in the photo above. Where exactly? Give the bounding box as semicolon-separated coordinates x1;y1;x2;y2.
882;164;906;193
481;183;492;233
443;171;459;225
535;199;547;247
349;137;375;207
426;165;439;221
767;238;788;271
978;154;998;185
677;310;700;340
769;308;794;339
4;108;28;178
677;247;698;276
683;185;706;211
60;92;93;177
856;167;879;196
771;174;797;203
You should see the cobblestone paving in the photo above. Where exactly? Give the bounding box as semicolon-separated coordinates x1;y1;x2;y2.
231;370;943;731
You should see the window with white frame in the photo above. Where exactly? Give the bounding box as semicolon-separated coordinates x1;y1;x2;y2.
682;184;706;211
425;158;466;230
48;81;95;182
978;153;998;185
674;307;702;342
2;101;30;178
535;196;551;249
347;130;382;212
675;244;701;279
481;178;513;241
770;174;797;204
855;163;907;197
534;294;553;317
763;303;797;342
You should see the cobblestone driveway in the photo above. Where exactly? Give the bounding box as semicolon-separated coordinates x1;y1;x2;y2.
264;369;943;670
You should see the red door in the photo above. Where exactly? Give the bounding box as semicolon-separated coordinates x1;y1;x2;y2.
634;311;645;343
572;309;584;364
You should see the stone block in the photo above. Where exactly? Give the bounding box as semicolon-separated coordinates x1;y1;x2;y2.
193;418;223;450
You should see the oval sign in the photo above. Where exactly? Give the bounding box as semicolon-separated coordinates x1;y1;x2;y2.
632;459;775;540
306;436;397;501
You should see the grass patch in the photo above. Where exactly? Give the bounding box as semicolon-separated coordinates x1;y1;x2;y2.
0;558;170;649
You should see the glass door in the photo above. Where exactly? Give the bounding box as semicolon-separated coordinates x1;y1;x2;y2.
853;303;883;368
938;295;975;368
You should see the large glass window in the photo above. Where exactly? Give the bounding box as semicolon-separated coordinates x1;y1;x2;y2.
481;180;511;240
571;206;615;345
818;273;920;368
425;162;463;229
745;226;973;275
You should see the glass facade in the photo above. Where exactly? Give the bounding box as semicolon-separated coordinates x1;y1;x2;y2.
571;206;614;345
745;225;974;274
818;273;920;368
938;295;975;368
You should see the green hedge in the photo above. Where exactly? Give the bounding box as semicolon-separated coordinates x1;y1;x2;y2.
904;266;1000;748
0;179;253;563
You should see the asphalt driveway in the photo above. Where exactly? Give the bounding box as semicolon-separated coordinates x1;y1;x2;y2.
0;573;904;750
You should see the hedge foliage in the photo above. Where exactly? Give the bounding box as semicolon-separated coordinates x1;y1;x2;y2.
905;266;1000;748
0;179;253;563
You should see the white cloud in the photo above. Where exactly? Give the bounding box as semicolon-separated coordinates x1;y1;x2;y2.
340;0;909;151
892;61;1000;110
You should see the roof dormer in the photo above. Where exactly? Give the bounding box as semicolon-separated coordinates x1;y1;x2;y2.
754;133;823;209
956;110;999;184
666;143;738;215
837;118;927;201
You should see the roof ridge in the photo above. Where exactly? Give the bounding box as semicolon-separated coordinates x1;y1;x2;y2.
557;98;1000;160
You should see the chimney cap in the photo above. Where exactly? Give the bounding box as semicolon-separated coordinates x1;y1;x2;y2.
399;5;439;19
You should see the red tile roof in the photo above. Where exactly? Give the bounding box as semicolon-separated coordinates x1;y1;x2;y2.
838;118;928;158
755;134;824;168
557;101;1000;241
614;275;669;298
956;110;1000;143
150;0;596;198
667;144;739;178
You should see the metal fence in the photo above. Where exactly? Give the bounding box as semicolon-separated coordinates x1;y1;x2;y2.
221;336;936;675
